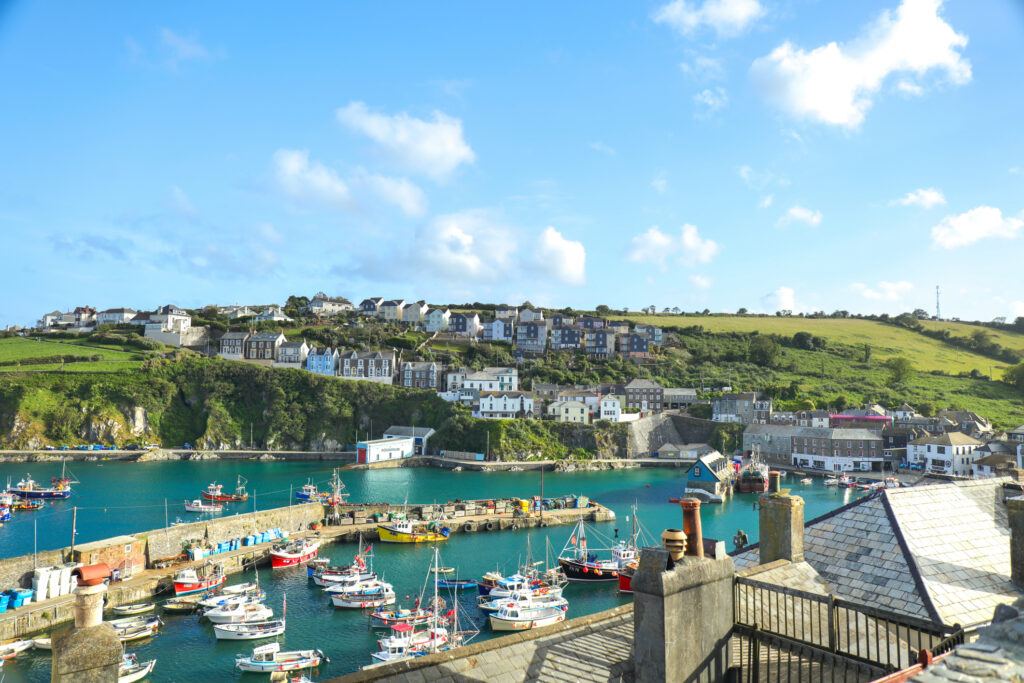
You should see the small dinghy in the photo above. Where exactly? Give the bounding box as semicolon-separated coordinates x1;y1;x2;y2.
430;566;455;574
0;640;33;659
33;637;51;650
206;601;273;624
113;602;155;615
800;477;813;485
222;581;260;595
214;619;285;640
119;653;156;682
162;595;202;613
109;615;161;630
436;579;476;590
235;643;327;673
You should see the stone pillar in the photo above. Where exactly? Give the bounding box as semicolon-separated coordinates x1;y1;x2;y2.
632;547;735;683
759;492;805;565
1007;496;1024;590
52;574;123;682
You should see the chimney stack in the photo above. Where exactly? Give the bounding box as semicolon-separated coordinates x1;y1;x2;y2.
1007;496;1024;590
52;564;123;682
759;492;805;564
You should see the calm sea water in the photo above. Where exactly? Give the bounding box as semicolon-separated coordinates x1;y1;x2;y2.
0;461;868;681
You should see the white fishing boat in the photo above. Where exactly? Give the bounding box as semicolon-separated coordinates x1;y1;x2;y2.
112;602;155;615
235;643;327;673
214;618;286;640
0;640;33;659
478;590;568;614
184;499;223;513
330;581;396;609
488;603;566;631
371;623;448;663
198;589;264;609
119;653;156;682
206;602;274;624
323;573;382;594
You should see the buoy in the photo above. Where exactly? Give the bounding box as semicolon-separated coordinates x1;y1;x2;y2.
583;567;589;573
596;569;602;576
611;571;618;577
646;484;650;487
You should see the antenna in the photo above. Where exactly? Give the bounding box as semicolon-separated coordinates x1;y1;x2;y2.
935;285;941;320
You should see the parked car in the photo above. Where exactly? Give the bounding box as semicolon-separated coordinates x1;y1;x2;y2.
45;446;55;451
103;445;116;450
182;443;192;450
90;444;103;451
59;445;70;451
125;444;140;451
77;445;89;451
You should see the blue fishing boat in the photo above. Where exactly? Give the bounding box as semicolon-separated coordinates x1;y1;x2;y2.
8;472;72;500
436;579;476;591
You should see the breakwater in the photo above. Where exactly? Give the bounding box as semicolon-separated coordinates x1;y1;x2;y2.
0;497;612;641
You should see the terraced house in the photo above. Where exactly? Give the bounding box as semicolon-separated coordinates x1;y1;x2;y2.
273;340;309;369
582;329;616;359
400;361;442;389
549;325;581;351
378;299;406;322
244;331;286;362
475;391;534;419
449;312;481;337
217;331;249;360
515;320;547;354
423;307;450;332
481;317;514;342
625;378;663;411
790;427;884;472
305;346;339;376
337;350;395;384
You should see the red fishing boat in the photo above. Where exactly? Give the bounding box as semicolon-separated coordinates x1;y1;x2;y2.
617;560;638;593
201;476;249;503
270;538;321;569
173;563;226;596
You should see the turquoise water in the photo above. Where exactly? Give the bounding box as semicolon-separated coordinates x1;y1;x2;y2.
0;462;869;681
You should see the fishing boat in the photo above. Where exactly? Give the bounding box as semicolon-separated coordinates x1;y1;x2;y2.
557;519;639;582
311;544;374;586
235;643;327;673
0;640;33;659
735;449;770;493
205;601;274;624
11;499;45;511
201;476;249;502
295;478;330;502
477;573;562;599
325;576;388;597
0;504;9;522
436;578;477;590
118;653;156;682
478;590;568;614
173;562;226;595
488;603;566;631
184;499;223;513
431;566;455;574
198;591;265;610
112;602;155;615
885;477;901;489
270;537;321;569
7;463;74;499
330;582;396;609
371;623;449;663
378;518;451;544
369;606;435;629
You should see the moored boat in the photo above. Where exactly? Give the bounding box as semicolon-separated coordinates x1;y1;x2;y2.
206;601;274;624
173;562;226;595
372;623;449;663
557;519;639;582
7;472;72;499
295;478;330;501
488;603;566;631
32;637;51;650
436;578;476;590
11;499;45;511
184;499;223;513
214;618;285;640
270;537;320;569
201;476;248;502
478;590;568;614
369;606;435;629
330;582;396;609
198;588;265;609
235;643;327;673
0;640;33;659
162;596;202;613
119;653;156;682
378;518;451;544
112;602;156;615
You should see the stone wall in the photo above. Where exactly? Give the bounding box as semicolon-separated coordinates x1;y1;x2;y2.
0;548;67;595
143;502;324;561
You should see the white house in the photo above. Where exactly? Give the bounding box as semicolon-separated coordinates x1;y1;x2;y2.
495;305;518;321
463;367;518;392
476;391;534;419
423;308;451;332
150;305;191;333
519;308;544;323
308;296;352;317
255;306;293;322
599;395;622;422
556;390;600;417
273;340;310;369
97;308;137;326
379;300;406;322
907;432;984;476
401;302;429;325
481;318;515;343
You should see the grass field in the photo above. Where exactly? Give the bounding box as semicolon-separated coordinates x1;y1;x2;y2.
917;320;1024;355
0;337;142;363
620;314;1013;376
0;360;145;373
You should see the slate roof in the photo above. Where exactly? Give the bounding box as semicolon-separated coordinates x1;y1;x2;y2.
383;426;436;439
732;478;1020;629
219;331;250;341
909;432;985;447
625;378;662;390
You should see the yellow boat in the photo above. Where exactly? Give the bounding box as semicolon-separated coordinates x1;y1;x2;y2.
377;519;451;543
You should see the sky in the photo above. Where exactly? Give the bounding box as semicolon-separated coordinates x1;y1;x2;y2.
2;0;1023;327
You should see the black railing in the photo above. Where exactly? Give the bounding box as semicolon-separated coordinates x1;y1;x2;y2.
732;624;884;683
733;576;964;677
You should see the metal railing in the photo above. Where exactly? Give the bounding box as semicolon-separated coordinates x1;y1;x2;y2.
732;576;963;679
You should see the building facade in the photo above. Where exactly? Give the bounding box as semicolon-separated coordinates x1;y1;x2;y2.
400;361;442;389
625;379;663;411
790;427;884;472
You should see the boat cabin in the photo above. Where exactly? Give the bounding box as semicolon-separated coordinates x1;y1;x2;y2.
251;643;280;662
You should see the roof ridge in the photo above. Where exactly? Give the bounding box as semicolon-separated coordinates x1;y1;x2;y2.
880;490;947;626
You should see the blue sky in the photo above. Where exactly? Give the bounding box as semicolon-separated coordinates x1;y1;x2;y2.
2;0;1023;327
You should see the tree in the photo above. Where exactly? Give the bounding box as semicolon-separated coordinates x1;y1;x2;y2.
1005;362;1024;391
792;332;814;350
1014;317;1024;332
749;336;781;368
885;357;914;384
737;308;748;315
912;308;930;320
671;307;681;314
595;305;611;315
832;395;848;412
917;401;934;417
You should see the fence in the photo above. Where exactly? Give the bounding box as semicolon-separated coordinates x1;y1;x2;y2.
731;576;964;681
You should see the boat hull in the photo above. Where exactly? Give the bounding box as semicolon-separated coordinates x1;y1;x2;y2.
173;575;226;596
214;621;285;640
558;558;619;582
201;492;247;502
378;526;449;543
737;480;768;493
236;652;324;672
331;594;396;609
270;541;320;569
617;571;634;594
118;659;156;683
489;612;565;631
10;489;70;499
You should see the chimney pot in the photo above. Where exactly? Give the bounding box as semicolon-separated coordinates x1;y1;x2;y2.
678;497;704;558
768;471;782;493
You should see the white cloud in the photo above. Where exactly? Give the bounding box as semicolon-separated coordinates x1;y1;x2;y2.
690;274;712;289
776;205;822;227
359;172;428;217
1012;301;1024;318
336;101;475;181
627;224;719;269
759;194;774;208
160;28;208;68
897;79;924;96
751;0;971;128
589;141;616;156
694;87;729;116
761;286;797;312
852;280;914;301
257;223;284;244
169;185;197;217
1010;167;1020;175
652;175;668;193
680;56;725;81
272;149;351;208
930;206;1023;248
891;187;946;208
737;165;788;190
415;210;514;281
654;0;765;37
534;227;586;285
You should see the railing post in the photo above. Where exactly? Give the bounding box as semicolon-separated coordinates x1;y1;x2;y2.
827;594;837;653
752;624;761;683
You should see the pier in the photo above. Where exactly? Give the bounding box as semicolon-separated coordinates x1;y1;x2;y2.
0;497;613;641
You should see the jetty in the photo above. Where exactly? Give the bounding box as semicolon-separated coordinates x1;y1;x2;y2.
0;496;613;641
